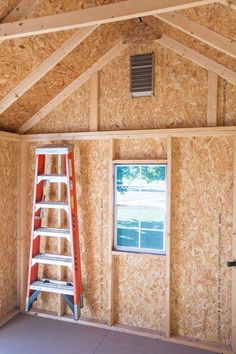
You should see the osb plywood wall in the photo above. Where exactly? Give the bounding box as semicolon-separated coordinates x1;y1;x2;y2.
23;136;233;347
113;138;167;332
0;139;19;318
171;136;233;346
99;43;207;131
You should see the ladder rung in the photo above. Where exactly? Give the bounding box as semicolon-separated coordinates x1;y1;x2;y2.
36;145;72;155
32;253;72;268
37;174;67;183
35;201;69;212
33;228;70;240
30;279;74;295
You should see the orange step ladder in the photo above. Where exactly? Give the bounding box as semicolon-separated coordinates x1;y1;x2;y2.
25;145;83;320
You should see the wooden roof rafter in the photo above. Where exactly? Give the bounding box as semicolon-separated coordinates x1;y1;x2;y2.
17;40;128;134
0;0;217;41
0;25;97;114
156;12;236;59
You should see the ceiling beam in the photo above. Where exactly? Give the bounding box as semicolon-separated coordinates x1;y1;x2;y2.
17;40;128;134
156;12;236;59
0;26;97;114
0;0;216;41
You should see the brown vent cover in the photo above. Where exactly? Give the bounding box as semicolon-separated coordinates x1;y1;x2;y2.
130;53;154;98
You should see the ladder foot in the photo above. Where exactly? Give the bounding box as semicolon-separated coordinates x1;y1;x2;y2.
73;304;80;321
25;297;30;312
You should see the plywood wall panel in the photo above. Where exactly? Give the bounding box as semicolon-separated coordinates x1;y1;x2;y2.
28;83;90;134
218;79;236;126
181;3;236;43
171;136;233;345
99;42;208;131
0;139;18;318
115;138;167;160
114;255;166;332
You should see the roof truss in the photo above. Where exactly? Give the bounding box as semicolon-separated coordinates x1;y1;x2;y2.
0;0;216;41
156;12;236;59
0;26;97;114
0;0;235;133
17;40;128;133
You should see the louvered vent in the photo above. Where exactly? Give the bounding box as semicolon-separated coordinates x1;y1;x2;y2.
130;53;154;98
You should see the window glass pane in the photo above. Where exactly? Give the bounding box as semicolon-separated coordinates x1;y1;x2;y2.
116;186;140;206
141;230;164;250
114;163;167;254
116;166;140;186
117;228;139;247
141;188;166;209
140;208;164;230
141;165;166;187
117;206;139;228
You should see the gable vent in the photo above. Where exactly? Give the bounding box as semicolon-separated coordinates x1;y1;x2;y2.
130;53;154;98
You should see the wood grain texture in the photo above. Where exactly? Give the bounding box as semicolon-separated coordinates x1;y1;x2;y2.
171;136;233;345
0;139;19;318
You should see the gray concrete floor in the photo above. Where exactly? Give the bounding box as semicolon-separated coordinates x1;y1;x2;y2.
0;314;217;354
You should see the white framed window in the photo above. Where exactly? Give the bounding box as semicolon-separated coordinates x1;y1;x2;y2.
114;163;167;255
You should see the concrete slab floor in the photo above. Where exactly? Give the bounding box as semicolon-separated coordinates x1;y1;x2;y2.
0;315;218;354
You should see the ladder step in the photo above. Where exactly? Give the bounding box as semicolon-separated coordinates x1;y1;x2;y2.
36;145;72;155
32;253;72;268
33;228;70;240
35;201;69;212
37;174;67;183
30;279;74;295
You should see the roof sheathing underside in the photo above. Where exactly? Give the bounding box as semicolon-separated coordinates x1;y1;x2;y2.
0;0;235;132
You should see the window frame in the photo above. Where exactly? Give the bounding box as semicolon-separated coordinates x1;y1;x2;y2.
113;161;167;256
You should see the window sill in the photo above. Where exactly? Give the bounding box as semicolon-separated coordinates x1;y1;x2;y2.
111;250;166;258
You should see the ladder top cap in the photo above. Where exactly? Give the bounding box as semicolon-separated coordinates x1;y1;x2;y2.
36;145;73;155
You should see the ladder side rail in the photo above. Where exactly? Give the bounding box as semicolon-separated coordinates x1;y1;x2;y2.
25;154;45;310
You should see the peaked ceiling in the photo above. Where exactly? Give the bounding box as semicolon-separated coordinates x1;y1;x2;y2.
0;0;235;133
